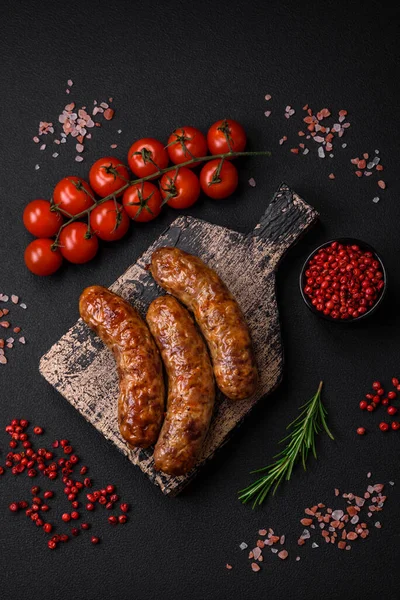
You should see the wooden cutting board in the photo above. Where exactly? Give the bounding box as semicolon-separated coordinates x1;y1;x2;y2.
39;183;318;496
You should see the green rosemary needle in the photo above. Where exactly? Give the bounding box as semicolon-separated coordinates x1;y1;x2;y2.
239;381;334;508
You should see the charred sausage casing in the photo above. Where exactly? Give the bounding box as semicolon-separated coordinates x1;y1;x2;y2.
146;295;215;476
150;247;258;401
79;285;165;448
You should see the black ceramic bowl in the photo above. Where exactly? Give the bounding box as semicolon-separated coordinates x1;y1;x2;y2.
299;238;387;323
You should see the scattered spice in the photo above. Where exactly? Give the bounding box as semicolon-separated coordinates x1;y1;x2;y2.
0;293;27;364
1;419;131;550
33;83;116;167
231;474;391;572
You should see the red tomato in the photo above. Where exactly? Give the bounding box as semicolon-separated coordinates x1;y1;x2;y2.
167;126;207;168
90;201;130;241
23;199;63;237
89;157;130;198
59;222;99;264
127;138;168;178
24;239;63;276
160;168;200;209
207;119;247;157
122;182;162;222
199;159;238;199
53;177;95;215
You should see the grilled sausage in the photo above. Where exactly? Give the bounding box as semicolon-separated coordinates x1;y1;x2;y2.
79;285;165;448
150;247;258;400
146;295;215;475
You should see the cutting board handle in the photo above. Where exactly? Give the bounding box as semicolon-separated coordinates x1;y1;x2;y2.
250;182;319;263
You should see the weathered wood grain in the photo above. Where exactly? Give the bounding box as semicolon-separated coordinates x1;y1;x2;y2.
39;183;318;495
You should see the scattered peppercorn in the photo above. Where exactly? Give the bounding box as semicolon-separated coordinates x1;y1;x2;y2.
356;427;366;435
379;422;389;432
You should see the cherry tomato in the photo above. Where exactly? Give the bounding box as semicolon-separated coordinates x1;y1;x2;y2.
23;199;63;237
59;222;99;264
167;126;207;168
90;201;130;241
53;177;95;216
207;119;247;157
122;182;162;222
160;168;200;209
89;157;130;198
200;159;238;199
127;138;168;178
24;239;63;276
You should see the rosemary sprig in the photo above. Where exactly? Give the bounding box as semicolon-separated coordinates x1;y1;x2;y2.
239;381;334;508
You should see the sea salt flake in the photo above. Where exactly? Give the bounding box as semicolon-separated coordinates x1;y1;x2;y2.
367;472;371;478
296;556;301;561
248;178;256;187
239;542;248;550
375;521;381;529
303;148;309;155
75;156;84;162
264;110;271;117
318;147;325;158
265;94;272;100
35;164;40;170
271;548;278;553
312;543;319;549
19;337;26;344
342;143;347;148
253;547;262;560
19;303;27;309
389;481;395;486
331;510;344;520
52;153;59;158
300;529;310;540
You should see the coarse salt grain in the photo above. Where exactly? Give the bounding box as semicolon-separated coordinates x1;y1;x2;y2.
239;542;248;550
20;303;27;309
278;550;288;560
226;564;232;570
19;337;26;344
312;543;319;549
248;178;256;187
265;94;272;100
75;156;84;162
264;110;271;117
251;563;260;572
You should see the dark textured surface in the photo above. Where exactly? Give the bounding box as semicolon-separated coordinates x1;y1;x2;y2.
1;2;399;600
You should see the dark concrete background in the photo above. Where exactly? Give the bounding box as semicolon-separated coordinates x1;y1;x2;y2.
1;2;399;599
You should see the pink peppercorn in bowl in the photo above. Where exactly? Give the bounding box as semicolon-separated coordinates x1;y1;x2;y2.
299;238;387;322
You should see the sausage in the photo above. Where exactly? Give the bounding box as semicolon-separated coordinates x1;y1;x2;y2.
79;285;165;448
150;247;258;400
146;295;215;476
